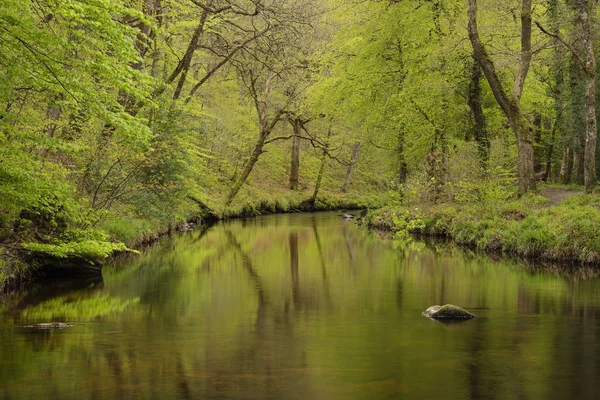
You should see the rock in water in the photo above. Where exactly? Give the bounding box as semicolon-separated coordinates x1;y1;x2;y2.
24;322;73;329
422;304;475;320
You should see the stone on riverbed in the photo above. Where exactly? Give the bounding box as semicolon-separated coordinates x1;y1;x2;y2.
422;304;475;320
24;322;73;329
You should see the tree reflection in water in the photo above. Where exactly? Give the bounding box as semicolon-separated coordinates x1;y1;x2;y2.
1;212;600;399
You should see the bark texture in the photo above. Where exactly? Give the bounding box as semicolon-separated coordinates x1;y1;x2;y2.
310;128;332;204
580;2;597;191
342;143;361;193
466;59;490;168
289;119;301;190
467;0;535;195
172;8;210;100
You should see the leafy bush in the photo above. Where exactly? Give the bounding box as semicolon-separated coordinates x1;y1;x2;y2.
23;240;134;264
452;166;515;205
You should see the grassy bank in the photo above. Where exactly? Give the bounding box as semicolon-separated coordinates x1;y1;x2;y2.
367;190;600;265
0;190;388;293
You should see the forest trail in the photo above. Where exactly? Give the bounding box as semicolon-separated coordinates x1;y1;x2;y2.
540;188;583;207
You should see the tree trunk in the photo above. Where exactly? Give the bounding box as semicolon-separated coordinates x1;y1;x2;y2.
310;128;332;205
289;119;301;190
225;109;285;206
559;145;570;183
172;8;210;100
342;142;361;193
466;59;490;169
397;128;408;184
572;149;583;183
581;2;597;191
44;96;63;139
583;74;597;191
517;131;535;194
42;93;64;158
533;113;544;174
544;118;558;181
544;0;563;183
568;54;586;184
225;69;283;206
225;137;265;206
311;150;327;205
467;0;535;195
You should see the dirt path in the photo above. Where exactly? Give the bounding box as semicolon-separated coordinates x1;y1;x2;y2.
540;188;583;207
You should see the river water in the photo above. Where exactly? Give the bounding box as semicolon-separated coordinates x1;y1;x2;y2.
1;212;600;399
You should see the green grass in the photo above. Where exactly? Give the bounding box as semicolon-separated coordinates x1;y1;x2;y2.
0;256;31;291
222;189;390;218
369;193;600;264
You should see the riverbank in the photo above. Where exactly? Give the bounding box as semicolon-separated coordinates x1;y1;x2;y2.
0;191;387;294
366;190;600;266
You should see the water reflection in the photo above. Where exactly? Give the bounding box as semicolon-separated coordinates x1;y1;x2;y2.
1;212;600;399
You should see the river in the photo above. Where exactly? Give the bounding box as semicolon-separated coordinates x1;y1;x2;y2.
1;212;600;399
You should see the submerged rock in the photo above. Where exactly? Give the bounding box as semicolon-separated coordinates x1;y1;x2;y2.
422;304;475;320
24;322;73;329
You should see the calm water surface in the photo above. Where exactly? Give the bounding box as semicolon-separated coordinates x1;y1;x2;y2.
2;212;600;399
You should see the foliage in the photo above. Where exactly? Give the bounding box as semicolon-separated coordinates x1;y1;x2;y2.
23;240;133;264
451;166;515;205
2;0;600;290
20;294;140;321
370;192;600;265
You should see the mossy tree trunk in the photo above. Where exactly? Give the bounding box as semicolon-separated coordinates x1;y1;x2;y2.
397;127;408;184
310;127;332;205
466;59;490;169
172;7;210;100
289;119;301;190
569;55;585;184
468;0;535;195
342;142;361;193
559;146;570;183
537;0;597;190
580;1;597;192
225;69;285;206
225;110;285;206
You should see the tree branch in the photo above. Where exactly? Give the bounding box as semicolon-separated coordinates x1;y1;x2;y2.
184;30;269;104
534;20;589;74
263;134;293;145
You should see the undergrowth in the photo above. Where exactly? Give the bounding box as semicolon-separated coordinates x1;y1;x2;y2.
369;191;600;264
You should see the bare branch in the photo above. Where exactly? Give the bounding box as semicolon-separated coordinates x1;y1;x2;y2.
263;134;293;145
535;20;589;74
185;30;270;104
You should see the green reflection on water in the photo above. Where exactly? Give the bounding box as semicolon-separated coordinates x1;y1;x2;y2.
1;212;600;399
20;294;140;321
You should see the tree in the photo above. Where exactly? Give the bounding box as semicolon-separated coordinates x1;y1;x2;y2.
289;118;302;190
223;0;320;205
467;0;536;195
536;0;597;191
466;59;490;168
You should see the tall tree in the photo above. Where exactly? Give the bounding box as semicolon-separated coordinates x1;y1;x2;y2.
466;59;490;169
224;0;318;205
289;118;301;190
536;0;597;191
467;0;536;195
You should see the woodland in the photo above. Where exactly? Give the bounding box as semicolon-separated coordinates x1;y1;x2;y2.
2;0;600;288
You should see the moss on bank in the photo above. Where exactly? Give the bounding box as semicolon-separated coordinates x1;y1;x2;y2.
368;192;600;265
0;191;388;293
222;191;388;218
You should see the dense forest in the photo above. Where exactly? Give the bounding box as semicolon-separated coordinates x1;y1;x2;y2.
3;0;600;287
